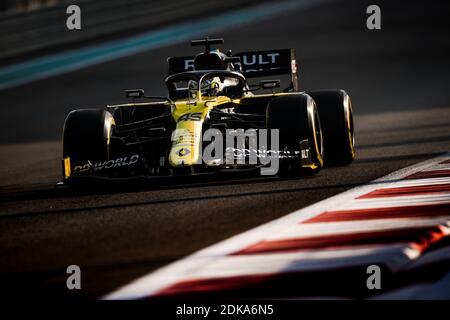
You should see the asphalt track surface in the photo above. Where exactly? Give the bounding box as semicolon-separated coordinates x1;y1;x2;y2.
1;0;450;299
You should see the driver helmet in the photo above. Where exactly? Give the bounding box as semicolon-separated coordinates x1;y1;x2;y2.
201;77;222;97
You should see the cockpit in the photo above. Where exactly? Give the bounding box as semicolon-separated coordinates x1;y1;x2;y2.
165;71;247;101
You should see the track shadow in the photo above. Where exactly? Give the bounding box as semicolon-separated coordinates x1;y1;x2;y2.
357;121;450;134
354;152;443;164
0;180;361;218
357;135;450;149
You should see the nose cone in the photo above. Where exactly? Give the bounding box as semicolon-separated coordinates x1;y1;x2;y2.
169;123;203;167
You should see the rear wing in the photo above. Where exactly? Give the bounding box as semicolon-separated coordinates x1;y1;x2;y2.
167;49;299;91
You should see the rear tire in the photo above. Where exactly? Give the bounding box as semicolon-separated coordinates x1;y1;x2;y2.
62;109;115;179
266;94;324;176
307;90;355;166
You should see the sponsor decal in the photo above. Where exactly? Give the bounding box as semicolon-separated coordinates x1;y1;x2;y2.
177;148;191;157
178;112;202;122
184;59;194;71
225;147;303;159
172;50;289;75
234;52;281;73
73;154;140;173
170;128;314;175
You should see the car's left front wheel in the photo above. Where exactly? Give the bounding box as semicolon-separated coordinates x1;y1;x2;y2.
62;109;115;181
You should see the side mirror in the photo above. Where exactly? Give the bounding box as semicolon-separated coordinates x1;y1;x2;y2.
125;89;144;99
260;80;280;90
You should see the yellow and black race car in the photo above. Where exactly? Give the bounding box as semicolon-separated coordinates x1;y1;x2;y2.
61;38;355;184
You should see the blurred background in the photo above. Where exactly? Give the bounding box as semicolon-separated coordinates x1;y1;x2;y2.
0;0;449;143
1;0;450;299
0;0;261;61
1;0;60;12
1;0;450;191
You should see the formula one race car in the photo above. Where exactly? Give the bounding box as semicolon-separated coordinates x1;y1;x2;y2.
61;38;355;184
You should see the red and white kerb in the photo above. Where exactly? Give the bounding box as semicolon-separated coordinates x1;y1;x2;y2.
106;153;450;300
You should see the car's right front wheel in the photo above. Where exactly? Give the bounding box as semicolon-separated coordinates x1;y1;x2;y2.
266;93;324;176
307;89;356;166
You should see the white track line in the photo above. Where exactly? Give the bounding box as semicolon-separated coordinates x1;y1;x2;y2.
152;244;419;280
337;193;450;210
104;152;450;299
423;164;450;171
369;177;450;188
265;218;450;240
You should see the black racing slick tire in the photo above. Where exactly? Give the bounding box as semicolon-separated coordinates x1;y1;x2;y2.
266;94;324;176
307;90;356;166
62;109;115;179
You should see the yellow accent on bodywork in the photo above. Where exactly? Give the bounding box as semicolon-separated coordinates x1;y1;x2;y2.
167;93;301;168
63;157;71;179
107;117;115;145
346;95;356;159
169;96;230;167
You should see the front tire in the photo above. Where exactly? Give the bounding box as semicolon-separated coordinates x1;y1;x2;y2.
62;109;115;180
266;94;324;176
307;90;355;166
